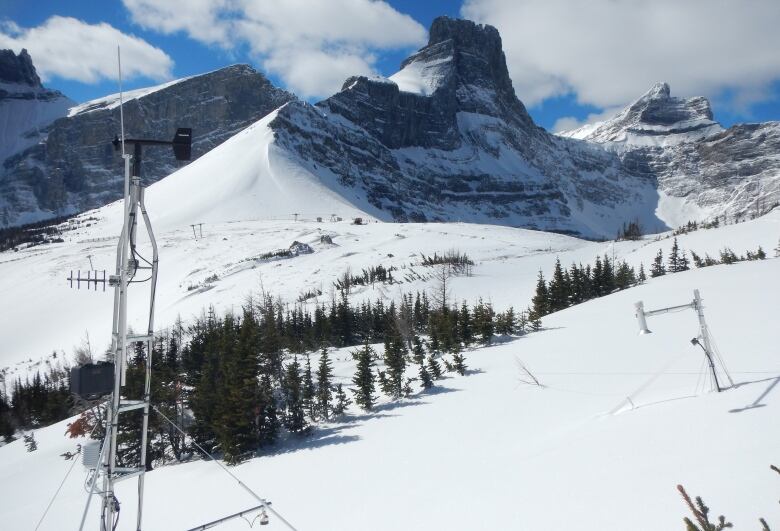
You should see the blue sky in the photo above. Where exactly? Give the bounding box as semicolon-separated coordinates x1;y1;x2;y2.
2;0;779;132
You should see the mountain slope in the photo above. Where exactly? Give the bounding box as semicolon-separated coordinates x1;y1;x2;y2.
0;61;295;227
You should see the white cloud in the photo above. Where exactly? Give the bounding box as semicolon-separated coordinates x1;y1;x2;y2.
0;16;173;84
552;107;623;134
461;0;780;113
122;0;427;99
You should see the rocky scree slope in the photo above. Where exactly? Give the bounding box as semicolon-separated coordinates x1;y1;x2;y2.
0;58;295;227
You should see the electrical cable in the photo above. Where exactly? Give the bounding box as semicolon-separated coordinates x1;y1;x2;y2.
152;405;299;531
33;450;80;531
35;411;103;531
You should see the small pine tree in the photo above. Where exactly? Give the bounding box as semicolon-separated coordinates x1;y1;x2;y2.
427;354;442;380
531;270;550;317
638;263;647;283
419;361;433;390
668;237;681;272
677;484;733;531
302;355;316;421
412;335;426;365
383;331;407;399
315;347;333;420
452;344;467;376
332;384;351;416
651;249;666;277
283;357;308;434
23;432;37;452
402;378;413;398
351;343;377;411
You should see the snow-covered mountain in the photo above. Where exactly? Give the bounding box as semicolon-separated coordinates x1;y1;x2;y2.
263;18;667;239
560;82;724;146
0;59;294;227
3;17;778;237
0;49;73;176
560;82;780;225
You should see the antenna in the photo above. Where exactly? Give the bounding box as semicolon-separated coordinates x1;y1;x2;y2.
118;46;125;157
73;47;192;531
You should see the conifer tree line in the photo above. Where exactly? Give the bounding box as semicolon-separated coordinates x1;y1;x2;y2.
54;288;535;465
530;254;646;318
531;237;773;319
0;370;72;441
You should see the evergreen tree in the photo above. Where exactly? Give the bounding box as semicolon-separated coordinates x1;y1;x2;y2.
220;313;262;464
315;347;333;420
332;384;351;416
452;344;467;376
282;357;307;434
256;373;278;447
668;237;681;272
457;301;473;345
548;258;570;311
412;335;426;365
23;432;37;452
650;249;666;277
302;355;316;421
351;343;377;411
638;263;647;283
427;354;443;380
531;270;550;317
472;298;495;345
418;360;433;390
383;330;407;398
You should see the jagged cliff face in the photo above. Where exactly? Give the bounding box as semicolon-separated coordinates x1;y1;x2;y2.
560;83;780;222
0;49;73;175
270;17;663;238
0;63;295;226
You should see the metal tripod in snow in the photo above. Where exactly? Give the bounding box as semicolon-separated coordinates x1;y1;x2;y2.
634;289;734;393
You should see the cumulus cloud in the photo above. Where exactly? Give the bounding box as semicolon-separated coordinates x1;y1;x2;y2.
461;0;780;113
122;0;427;99
0;16;173;84
552;107;624;134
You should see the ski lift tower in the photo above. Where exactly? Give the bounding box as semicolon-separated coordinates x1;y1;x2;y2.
634;289;733;393
94;128;192;531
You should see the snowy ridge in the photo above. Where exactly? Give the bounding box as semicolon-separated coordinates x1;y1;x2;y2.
67;77;190;117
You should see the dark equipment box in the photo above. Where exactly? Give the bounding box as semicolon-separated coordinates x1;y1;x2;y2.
71;362;115;399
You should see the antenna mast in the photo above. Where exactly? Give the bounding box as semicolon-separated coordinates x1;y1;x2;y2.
74;46;191;531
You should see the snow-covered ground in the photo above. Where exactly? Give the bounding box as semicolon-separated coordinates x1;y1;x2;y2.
1;239;778;530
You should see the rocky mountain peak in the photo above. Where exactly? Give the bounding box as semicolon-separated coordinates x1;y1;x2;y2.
561;82;720;145
427;16;502;54
0;49;42;87
630;81;714;125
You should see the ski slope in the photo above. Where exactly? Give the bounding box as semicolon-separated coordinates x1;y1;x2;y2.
1;248;778;530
